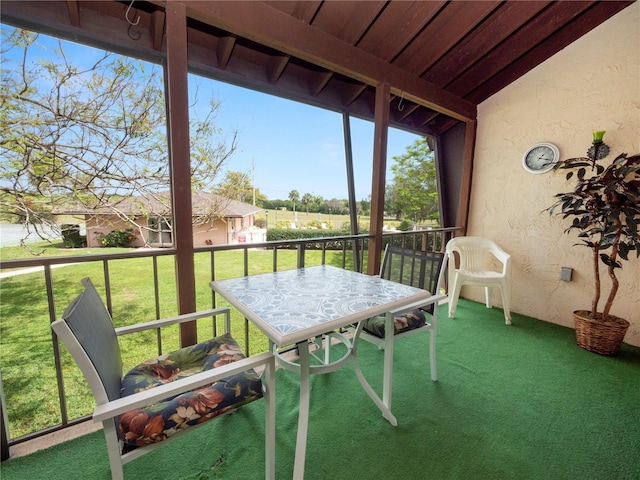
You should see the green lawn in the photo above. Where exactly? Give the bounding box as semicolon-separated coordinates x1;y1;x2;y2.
256;208;407;231
258;208;351;229
0;241;353;439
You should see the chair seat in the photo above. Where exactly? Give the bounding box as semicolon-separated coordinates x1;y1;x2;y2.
362;309;427;338
457;269;505;280
119;332;263;449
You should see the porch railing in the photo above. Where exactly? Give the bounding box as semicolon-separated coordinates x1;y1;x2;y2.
0;227;457;457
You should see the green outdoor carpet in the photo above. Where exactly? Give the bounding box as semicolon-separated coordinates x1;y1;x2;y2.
3;299;639;479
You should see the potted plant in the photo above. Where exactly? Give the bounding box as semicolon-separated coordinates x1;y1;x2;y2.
548;132;640;355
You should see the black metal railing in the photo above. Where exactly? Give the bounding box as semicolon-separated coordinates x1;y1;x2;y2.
0;228;457;454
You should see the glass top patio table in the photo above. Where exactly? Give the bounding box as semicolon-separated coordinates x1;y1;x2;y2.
209;264;432;347
210;265;432;479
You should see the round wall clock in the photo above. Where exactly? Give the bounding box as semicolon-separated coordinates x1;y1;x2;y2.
522;142;560;174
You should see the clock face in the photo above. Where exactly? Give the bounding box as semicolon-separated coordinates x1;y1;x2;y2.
522;143;559;174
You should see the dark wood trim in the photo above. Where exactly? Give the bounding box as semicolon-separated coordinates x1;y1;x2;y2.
151;9;165;51
267;54;290;85
173;0;476;122
367;83;390;275
457;120;476;234
466;0;634;103
308;70;333;97
165;2;198;346
216;35;236;70
341;84;368;107
65;0;80;28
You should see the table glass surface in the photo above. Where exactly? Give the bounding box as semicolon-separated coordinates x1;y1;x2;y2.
211;265;430;346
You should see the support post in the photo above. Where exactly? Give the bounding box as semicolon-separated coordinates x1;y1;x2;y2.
367;83;390;275
342;112;361;273
457;120;476;233
165;2;197;346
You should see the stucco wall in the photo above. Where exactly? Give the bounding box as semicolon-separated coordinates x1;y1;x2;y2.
468;3;640;346
193;220;228;246
86;216;145;248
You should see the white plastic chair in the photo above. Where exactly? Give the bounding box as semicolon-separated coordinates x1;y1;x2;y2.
445;236;512;324
51;278;276;480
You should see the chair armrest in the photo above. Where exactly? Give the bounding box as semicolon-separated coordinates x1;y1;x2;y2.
488;245;512;275
93;351;274;422
489;244;510;263
114;307;231;336
387;292;447;316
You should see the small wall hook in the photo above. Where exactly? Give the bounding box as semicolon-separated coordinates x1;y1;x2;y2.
126;0;140;26
398;91;405;112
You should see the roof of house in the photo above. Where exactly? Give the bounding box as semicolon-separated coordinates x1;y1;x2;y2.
57;191;262;219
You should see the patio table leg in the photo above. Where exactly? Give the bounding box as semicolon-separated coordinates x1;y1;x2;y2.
293;340;311;479
351;315;398;426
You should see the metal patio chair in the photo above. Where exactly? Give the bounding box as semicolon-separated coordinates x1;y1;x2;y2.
353;245;447;422
51;278;275;480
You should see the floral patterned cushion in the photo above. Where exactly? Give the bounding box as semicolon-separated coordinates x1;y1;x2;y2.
362;309;427;338
118;332;263;449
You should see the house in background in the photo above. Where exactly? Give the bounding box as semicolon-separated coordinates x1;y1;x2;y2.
58;190;262;248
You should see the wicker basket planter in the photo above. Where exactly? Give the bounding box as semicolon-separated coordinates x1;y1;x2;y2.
573;310;630;356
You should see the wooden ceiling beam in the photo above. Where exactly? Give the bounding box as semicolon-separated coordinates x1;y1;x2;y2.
311;0;385;46
216;35;236;70
267;54;289;84
446;0;595;97
433;119;462;136
66;0;80;28
151;9;165;51
166;0;476;122
391;108;438;137
358;1;444;62
423;1;550;86
2;1;163;63
420;112;441;128
264;0;322;22
308;70;333;97
394;0;501;75
395;102;420;122
466;0;634;103
341;83;368;107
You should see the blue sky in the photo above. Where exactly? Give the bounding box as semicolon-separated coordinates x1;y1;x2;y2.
202;81;420;200
2;25;420;201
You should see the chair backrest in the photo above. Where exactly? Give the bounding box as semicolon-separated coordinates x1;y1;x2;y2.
380;245;446;312
51;278;123;405
445;236;504;272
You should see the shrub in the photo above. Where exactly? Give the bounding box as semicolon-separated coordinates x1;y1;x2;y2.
398;219;413;231
266;228;353;249
305;219;336;229
96;228;137;248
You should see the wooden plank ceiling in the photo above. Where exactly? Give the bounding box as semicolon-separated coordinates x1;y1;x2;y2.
1;1;633;137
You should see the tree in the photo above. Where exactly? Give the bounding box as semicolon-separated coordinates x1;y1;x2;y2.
359;196;371;216
301;193;313;213
0;29;237;249
288;189;299;213
385;138;438;223
216;171;251;203
216;170;267;206
326;198;347;215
